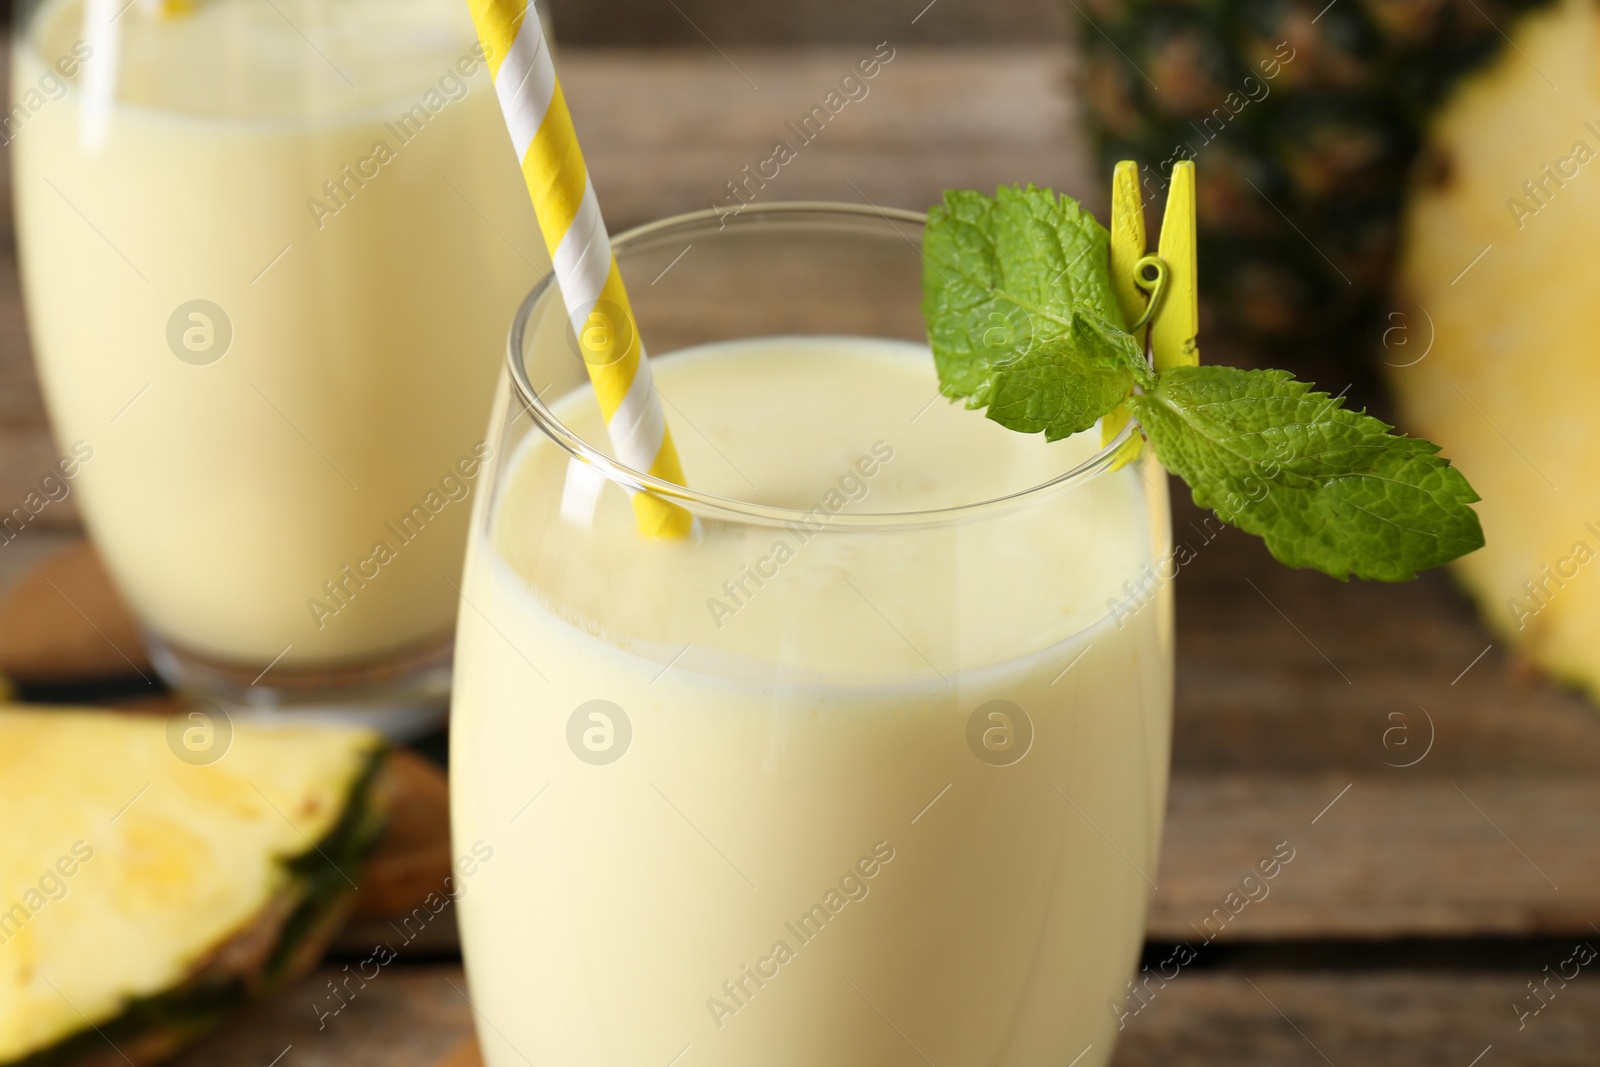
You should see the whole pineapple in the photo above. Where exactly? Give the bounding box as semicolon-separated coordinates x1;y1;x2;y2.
1081;0;1600;697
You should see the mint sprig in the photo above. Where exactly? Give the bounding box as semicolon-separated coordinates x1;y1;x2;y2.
922;185;1484;581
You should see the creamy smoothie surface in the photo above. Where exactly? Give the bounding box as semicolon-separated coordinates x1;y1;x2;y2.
452;336;1174;1067
493;336;1156;672
14;0;546;666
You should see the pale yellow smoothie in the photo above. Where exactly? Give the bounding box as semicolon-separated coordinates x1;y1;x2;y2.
451;337;1174;1066
12;0;547;667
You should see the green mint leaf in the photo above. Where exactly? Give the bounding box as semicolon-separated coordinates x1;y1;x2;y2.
921;185;1150;441
1128;365;1485;581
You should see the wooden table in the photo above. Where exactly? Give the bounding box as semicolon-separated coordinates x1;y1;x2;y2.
3;44;1598;1066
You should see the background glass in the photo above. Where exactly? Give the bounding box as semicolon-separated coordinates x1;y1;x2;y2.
10;0;549;731
451;204;1176;1065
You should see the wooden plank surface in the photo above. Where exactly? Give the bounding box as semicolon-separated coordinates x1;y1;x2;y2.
561;46;1093;230
164;964;1600;1067
1147;509;1600;943
1154;773;1598;940
544;0;1074;47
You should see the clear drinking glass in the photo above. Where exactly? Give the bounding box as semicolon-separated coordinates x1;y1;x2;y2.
10;0;549;732
450;203;1175;1065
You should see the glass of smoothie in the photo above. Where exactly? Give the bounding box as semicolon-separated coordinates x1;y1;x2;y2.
450;203;1176;1065
10;0;549;732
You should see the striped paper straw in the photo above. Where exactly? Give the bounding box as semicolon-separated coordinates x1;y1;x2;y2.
467;0;694;539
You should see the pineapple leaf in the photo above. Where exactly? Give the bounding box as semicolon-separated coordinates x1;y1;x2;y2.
1128;366;1485;581
921;185;1151;441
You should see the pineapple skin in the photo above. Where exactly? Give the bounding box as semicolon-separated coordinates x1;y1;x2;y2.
1078;0;1558;359
1398;0;1600;697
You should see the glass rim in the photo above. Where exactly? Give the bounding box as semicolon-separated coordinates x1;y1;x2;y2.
506;200;1141;530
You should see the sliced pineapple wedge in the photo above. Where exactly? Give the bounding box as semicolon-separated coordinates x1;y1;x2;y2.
1397;0;1600;696
0;707;386;1066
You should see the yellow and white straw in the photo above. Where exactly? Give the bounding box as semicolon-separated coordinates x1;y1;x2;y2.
467;0;693;539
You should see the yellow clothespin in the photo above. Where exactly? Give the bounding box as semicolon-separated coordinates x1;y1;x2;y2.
1100;159;1200;468
1151;161;1200;373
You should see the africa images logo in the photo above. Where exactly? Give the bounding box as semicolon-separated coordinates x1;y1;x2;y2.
566;700;632;765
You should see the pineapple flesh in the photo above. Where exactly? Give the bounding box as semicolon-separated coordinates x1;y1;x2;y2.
0;708;386;1066
1399;0;1600;695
